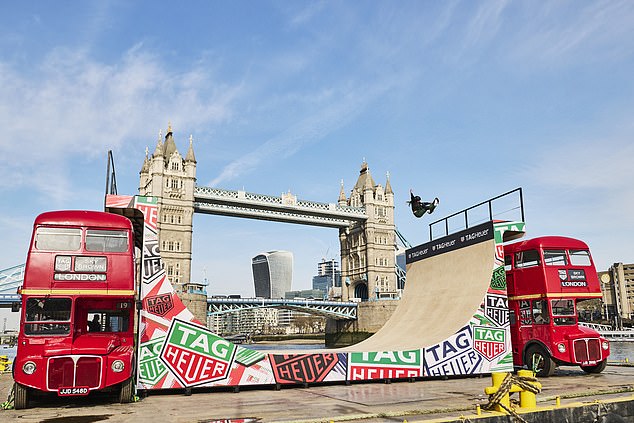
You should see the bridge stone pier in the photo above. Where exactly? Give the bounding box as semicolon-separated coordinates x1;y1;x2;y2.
137;124;400;334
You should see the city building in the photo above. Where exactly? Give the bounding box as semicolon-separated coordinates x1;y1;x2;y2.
284;290;325;300
251;251;293;299
598;262;634;326
312;258;341;297
208;308;279;335
277;308;325;334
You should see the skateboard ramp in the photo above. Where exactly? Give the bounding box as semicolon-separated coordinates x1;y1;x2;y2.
342;223;497;351
107;194;525;389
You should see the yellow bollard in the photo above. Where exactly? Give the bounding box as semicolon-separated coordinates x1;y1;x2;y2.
484;372;511;413
556;396;561;407
475;404;481;415
0;355;10;372
517;369;539;409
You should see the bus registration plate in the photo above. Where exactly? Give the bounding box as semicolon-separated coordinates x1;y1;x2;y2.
58;387;89;396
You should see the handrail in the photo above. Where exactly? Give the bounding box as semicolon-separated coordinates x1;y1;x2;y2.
429;188;524;240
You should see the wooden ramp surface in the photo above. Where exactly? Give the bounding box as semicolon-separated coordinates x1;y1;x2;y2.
269;224;497;354
338;236;495;351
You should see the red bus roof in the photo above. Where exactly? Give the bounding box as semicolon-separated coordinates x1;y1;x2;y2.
505;236;590;253
34;210;133;230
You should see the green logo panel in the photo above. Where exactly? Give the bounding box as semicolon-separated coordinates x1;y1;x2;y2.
138;337;168;385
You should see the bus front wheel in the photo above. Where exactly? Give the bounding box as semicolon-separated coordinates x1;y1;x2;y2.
525;346;555;377
581;360;607;374
119;377;134;404
13;383;29;410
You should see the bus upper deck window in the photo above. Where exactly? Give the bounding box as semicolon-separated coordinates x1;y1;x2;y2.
569;250;591;266
515;250;540;269
35;227;81;251
86;229;129;252
504;255;512;271
543;250;567;266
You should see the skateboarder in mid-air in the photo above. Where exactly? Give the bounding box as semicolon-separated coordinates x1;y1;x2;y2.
408;190;439;218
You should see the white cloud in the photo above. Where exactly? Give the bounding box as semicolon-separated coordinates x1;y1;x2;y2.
0;45;240;201
464;0;509;48
287;1;327;29
509;1;634;66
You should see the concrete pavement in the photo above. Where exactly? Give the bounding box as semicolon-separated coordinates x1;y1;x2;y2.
2;365;634;422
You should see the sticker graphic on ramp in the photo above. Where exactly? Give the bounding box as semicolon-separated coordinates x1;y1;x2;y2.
348;350;422;380
473;326;506;361
138;337;168;385
271;353;343;384
485;294;509;327
161;319;237;387
424;326;482;376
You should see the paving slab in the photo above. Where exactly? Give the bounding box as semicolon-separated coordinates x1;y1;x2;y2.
2;365;634;422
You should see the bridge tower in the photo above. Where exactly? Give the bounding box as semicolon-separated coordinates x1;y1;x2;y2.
338;161;397;302
138;125;206;321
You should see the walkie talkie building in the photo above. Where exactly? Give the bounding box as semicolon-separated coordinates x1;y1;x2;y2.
251;251;293;299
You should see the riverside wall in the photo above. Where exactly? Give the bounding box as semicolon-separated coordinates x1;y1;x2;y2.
325;300;399;347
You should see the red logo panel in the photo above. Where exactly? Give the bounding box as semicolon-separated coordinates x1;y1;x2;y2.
145;293;174;316
271;354;339;384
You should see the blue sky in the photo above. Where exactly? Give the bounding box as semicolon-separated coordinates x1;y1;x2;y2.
1;1;634;328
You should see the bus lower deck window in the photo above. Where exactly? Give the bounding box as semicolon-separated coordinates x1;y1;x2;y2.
24;298;72;335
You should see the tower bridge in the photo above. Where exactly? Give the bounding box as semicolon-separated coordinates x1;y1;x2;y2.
138;124;401;324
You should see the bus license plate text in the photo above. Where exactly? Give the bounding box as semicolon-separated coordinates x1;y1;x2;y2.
58;387;89;396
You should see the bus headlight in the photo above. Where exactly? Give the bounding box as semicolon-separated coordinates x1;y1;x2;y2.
602;340;609;350
557;343;566;353
111;360;125;373
23;361;37;375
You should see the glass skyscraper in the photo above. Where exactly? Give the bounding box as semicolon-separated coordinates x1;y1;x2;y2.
312;258;341;296
251;251;293;299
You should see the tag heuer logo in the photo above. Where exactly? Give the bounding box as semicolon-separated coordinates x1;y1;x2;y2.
473;326;506;361
485;294;509;327
161;319;236;387
490;266;506;290
271;354;340;384
145;293;174;316
138;337;168;385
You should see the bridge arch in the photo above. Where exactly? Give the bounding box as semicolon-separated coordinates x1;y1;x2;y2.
354;282;369;301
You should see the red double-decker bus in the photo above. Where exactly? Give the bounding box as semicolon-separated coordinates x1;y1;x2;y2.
13;210;137;408
505;236;610;376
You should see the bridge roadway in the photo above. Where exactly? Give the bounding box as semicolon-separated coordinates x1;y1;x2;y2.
207;297;358;320
2;365;633;422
